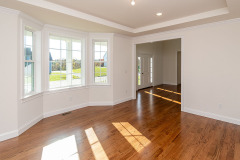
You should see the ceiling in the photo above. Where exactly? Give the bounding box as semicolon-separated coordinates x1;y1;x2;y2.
45;0;228;28
0;0;239;36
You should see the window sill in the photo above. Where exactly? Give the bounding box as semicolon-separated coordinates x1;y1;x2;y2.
21;92;43;103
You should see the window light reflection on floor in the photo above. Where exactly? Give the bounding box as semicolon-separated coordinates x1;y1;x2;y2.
85;128;109;160
41;135;80;160
112;122;151;152
157;87;181;95
145;91;181;104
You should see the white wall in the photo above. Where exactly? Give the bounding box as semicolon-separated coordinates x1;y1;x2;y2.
113;35;132;103
0;11;19;140
162;39;181;85
134;19;240;124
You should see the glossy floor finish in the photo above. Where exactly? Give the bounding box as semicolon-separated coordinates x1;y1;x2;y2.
1;85;240;160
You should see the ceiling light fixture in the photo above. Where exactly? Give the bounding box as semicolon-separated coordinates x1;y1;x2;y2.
131;0;135;6
156;12;163;16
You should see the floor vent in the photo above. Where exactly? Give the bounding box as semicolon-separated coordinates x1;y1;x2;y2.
62;112;71;116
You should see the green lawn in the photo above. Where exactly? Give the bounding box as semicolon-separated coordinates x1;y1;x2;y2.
49;67;107;81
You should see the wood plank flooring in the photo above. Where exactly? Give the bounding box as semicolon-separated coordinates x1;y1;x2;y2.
0;85;240;160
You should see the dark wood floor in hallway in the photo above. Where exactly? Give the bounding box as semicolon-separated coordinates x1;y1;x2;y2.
0;85;240;160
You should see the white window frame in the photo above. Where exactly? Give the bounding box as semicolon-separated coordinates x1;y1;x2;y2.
23;27;36;96
44;25;87;91
20;15;43;100
92;39;110;85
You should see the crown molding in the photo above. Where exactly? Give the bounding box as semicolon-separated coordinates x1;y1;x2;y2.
133;8;229;33
17;0;134;33
14;0;231;34
0;6;20;15
133;18;240;44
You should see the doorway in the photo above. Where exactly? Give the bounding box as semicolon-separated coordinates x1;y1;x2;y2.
137;55;153;90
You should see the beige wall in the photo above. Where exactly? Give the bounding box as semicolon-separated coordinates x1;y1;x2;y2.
113;35;132;103
162;39;181;85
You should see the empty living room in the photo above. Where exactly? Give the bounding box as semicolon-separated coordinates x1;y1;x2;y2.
0;0;240;159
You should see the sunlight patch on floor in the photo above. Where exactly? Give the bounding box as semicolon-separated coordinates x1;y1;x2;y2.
157;87;181;95
85;127;109;160
112;122;151;152
145;91;181;104
41;135;80;160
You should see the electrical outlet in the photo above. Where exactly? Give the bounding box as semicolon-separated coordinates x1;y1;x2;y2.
218;104;222;109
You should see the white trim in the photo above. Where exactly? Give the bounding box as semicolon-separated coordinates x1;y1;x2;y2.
113;97;132;105
0;130;18;142
17;0;133;32
43;103;89;118
18;114;43;135
183;107;240;126
19;12;44;28
133;18;240;44
0;6;20;15
21;92;43;103
132;44;136;99
88;102;113;106
162;82;178;85
134;8;229;33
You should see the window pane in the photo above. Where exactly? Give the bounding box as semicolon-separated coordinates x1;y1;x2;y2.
101;42;107;52
94;42;101;51
100;63;107;73
61;39;67;50
72;51;81;61
50;49;61;61
72;73;81;86
72;62;81;74
94;62;101;73
24;62;34;94
49;38;60;49
72;40;81;51
61;74;71;87
24;30;33;46
94;52;101;61
101;51;107;61
24;46;33;60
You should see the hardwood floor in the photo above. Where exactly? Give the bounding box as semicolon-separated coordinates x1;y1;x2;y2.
0;84;240;160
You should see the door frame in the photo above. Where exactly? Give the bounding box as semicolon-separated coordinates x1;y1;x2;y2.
132;36;184;111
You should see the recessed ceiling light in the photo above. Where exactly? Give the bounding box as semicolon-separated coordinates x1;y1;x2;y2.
131;0;135;6
156;12;163;16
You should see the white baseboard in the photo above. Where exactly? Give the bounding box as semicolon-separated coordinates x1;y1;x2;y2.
163;82;178;85
183;107;240;126
18;114;43;135
88;102;113;106
43;103;89;118
113;97;132;105
0;130;18;142
0;98;134;142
